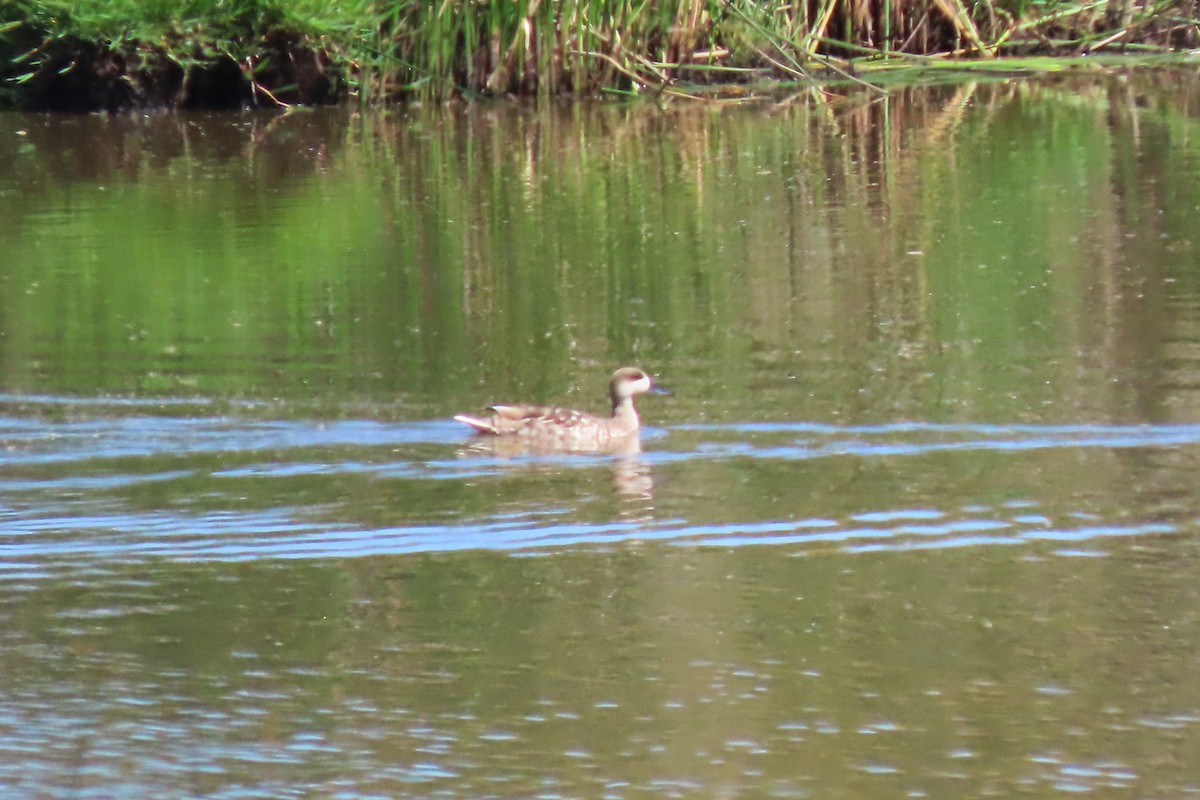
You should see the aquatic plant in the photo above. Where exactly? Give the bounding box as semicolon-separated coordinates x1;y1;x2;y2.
1;0;1197;108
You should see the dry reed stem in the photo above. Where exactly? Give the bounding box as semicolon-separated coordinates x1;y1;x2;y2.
930;0;995;54
485;0;542;92
806;0;842;54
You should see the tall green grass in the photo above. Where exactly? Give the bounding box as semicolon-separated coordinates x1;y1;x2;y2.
2;0;1198;105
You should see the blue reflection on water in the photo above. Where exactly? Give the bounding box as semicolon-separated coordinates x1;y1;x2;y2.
0;394;1196;574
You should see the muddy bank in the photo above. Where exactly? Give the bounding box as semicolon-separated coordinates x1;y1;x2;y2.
2;32;340;113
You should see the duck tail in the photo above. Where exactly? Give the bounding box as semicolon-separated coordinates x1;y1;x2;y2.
454;414;498;434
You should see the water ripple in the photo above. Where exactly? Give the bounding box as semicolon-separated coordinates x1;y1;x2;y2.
0;414;457;467
0;506;1184;572
0;406;1195;575
1;411;1196;464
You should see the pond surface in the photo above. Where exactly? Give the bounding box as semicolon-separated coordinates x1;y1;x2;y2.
3;69;1200;797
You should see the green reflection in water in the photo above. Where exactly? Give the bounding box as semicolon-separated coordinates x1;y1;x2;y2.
0;72;1198;426
3;70;1200;798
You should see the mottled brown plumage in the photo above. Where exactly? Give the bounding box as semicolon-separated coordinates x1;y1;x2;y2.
455;367;669;451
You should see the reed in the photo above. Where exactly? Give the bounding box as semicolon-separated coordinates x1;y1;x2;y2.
2;0;1197;107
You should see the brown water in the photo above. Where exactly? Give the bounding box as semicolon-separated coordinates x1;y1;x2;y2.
2;70;1200;797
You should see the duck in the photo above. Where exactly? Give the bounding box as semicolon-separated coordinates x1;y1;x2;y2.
455;366;670;451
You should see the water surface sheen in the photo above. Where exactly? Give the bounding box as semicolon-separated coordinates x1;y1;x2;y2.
3;72;1200;797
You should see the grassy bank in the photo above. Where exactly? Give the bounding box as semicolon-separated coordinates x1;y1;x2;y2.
2;0;1198;109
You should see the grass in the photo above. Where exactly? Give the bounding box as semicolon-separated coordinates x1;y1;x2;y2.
1;0;1198;108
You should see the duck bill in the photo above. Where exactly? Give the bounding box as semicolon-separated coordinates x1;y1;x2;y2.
648;383;673;397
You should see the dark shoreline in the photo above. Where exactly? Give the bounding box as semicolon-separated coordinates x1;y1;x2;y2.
3;6;1197;113
3;33;340;113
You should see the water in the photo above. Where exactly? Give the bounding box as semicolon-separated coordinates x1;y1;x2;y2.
3;71;1200;797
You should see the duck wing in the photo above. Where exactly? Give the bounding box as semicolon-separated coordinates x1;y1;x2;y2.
455;404;600;436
